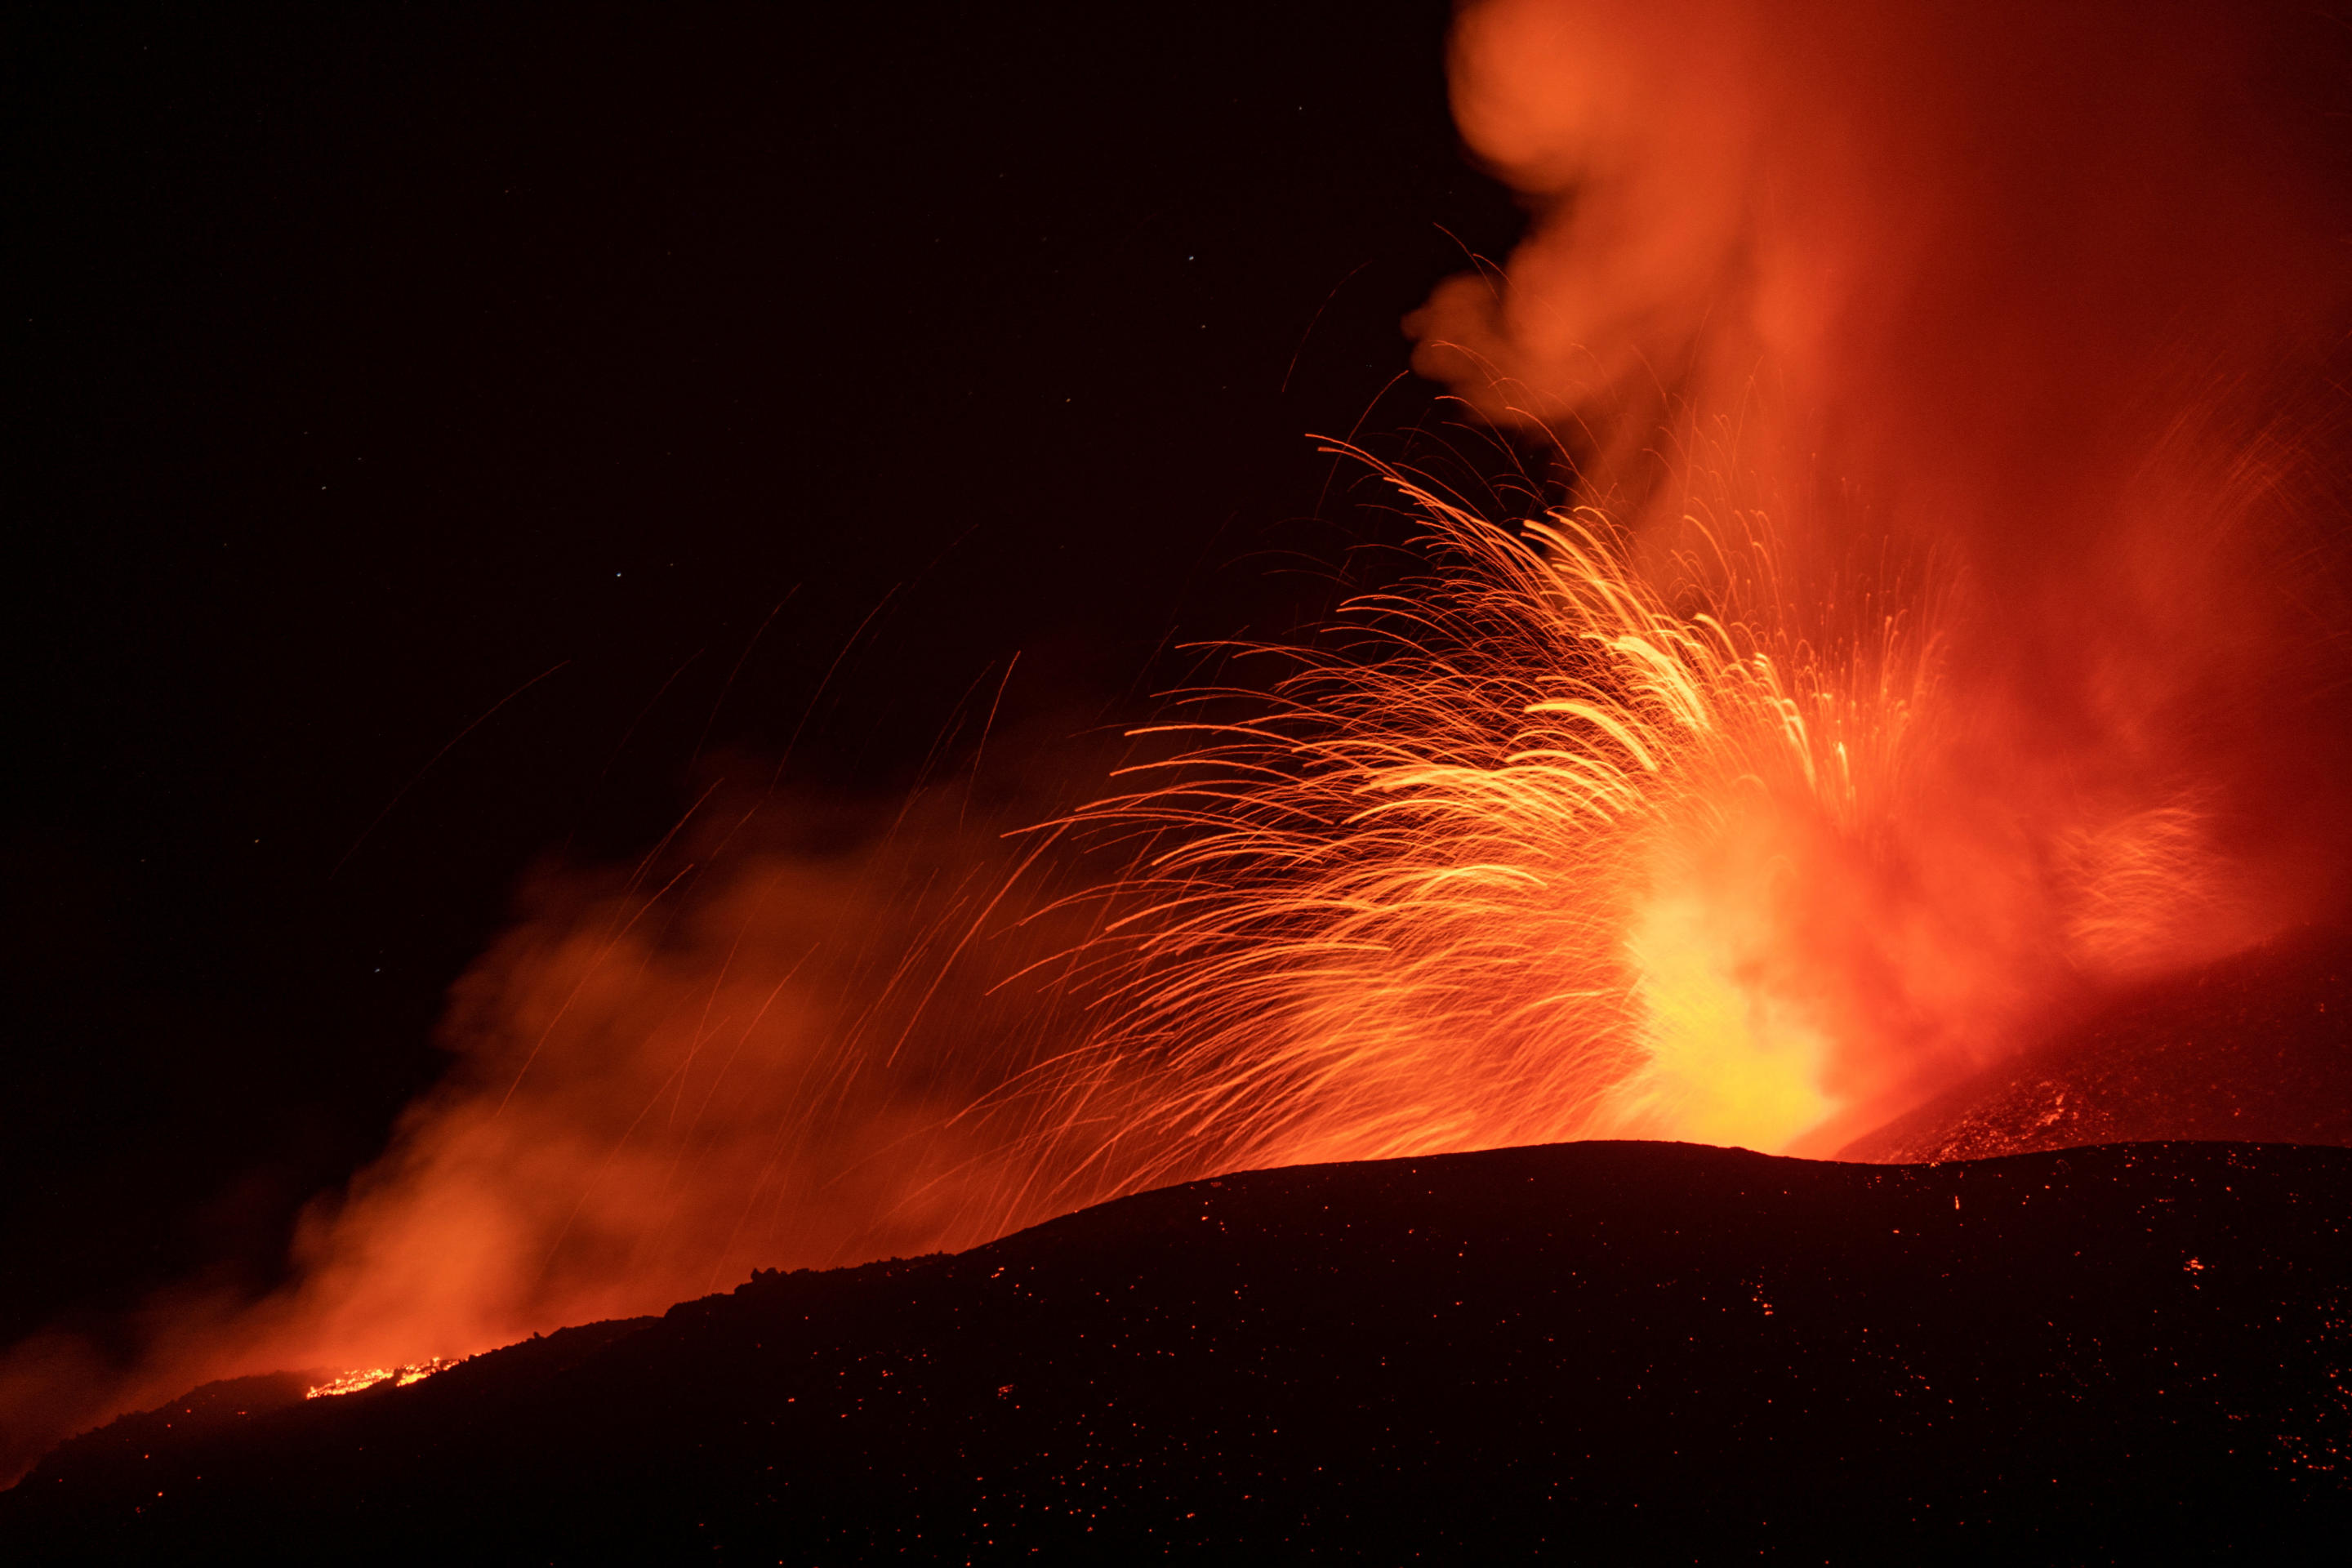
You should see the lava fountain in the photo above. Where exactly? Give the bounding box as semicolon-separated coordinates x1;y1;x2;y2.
1022;0;2352;1178
1040;454;2240;1183
7;0;2351;1488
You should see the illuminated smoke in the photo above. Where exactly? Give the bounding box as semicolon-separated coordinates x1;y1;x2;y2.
1385;0;2352;1123
0;778;1114;1477
1042;0;2352;1169
1409;0;2352;524
10;0;2352;1484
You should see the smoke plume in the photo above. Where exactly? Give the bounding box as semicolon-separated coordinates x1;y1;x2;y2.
1;768;1124;1481
11;0;2352;1486
1401;0;2352;1130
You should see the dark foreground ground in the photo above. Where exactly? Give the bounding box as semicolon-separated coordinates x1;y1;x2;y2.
4;1141;2348;1563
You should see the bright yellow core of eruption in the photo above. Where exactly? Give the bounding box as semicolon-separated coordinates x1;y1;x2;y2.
1619;893;1835;1151
1069;474;1927;1178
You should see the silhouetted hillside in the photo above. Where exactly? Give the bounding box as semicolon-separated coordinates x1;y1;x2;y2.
5;1141;2348;1561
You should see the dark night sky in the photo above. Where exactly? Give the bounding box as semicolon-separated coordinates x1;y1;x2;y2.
3;7;1521;1348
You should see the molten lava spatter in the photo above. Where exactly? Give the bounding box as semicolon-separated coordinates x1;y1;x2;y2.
8;0;2350;1490
1049;460;2243;1172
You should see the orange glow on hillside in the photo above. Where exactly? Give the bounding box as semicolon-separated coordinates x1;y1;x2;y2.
8;0;2350;1484
304;1358;461;1400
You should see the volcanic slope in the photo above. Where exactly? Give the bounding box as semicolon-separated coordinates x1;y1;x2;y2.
1845;923;2352;1162
5;1142;2348;1561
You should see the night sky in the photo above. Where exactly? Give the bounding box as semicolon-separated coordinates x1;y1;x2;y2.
5;6;1523;1352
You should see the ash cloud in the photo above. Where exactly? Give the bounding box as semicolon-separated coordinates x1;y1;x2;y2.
1406;0;2352;1113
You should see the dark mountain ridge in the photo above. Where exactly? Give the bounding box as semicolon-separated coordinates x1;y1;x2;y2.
5;1139;2347;1561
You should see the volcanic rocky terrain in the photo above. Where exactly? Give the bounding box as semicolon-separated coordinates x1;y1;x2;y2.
3;1138;2347;1562
1843;922;2352;1162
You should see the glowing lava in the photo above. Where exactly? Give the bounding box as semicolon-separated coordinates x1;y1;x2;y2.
1053;465;1949;1169
303;1358;463;1400
8;0;2347;1492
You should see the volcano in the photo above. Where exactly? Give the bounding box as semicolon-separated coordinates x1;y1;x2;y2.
4;1138;2345;1561
12;3;2352;1560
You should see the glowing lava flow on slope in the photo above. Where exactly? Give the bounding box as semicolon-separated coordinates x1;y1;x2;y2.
303;1358;463;1400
